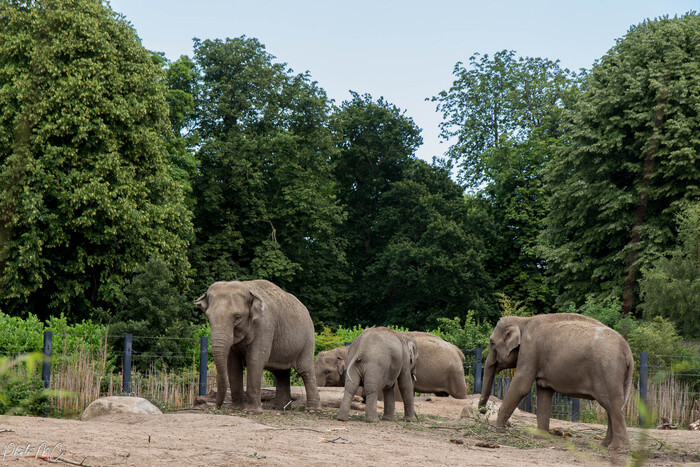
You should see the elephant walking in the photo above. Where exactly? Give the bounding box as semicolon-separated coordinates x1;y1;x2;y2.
337;327;418;423
479;313;633;450
195;280;321;414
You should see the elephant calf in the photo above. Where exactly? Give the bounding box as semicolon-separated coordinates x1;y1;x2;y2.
195;280;321;414
337;327;418;423
316;332;467;399
479;313;633;450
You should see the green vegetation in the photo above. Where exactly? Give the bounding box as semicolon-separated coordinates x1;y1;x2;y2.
0;0;697;397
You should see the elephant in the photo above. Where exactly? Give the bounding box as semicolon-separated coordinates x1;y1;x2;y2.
478;313;633;450
337;327;418;423
195;280;321;414
315;345;349;387
316;332;467;399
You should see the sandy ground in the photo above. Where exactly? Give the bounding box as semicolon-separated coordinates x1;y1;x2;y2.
1;387;699;466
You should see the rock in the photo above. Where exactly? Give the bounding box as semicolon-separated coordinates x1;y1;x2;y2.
81;396;162;420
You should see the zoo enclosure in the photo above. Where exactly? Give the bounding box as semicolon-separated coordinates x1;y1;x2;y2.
9;332;700;425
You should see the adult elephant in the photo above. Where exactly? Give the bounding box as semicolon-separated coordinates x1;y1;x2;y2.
316;332;467;399
195;280;321;413
337;327;418;423
478;313;633;450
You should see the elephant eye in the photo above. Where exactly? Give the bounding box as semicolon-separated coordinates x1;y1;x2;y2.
324;370;331;374
233;314;242;323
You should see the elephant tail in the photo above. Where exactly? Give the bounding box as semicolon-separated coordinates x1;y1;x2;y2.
623;348;634;407
345;353;361;386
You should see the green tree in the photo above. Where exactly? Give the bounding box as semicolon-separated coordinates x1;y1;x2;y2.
360;160;496;329
542;14;700;313
0;0;193;321
433;51;580;313
639;202;700;338
190;37;346;325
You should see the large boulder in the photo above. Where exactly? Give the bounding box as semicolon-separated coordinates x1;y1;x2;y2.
81;396;162;420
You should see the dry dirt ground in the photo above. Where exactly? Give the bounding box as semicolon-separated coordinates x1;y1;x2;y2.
1;387;699;466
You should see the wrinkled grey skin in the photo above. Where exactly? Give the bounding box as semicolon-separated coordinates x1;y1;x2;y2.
315;346;349;387
195;280;321;414
479;313;633;450
316;332;467;399
337;327;418;423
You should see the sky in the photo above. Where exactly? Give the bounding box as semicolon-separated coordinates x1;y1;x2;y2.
108;0;697;162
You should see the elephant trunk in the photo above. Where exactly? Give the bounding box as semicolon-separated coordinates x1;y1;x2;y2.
211;332;233;408
479;350;497;408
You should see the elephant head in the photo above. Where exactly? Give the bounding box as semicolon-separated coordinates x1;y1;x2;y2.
195;281;264;406
315;347;348;387
478;317;522;408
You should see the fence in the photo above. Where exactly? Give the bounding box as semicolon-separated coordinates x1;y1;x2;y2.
3;332;699;425
30;331;214;416
469;347;700;427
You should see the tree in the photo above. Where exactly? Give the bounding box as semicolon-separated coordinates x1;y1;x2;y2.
0;0;193;321
433;51;579;313
359;159;496;329
639;202;700;338
542;14;700;312
190;37;346;325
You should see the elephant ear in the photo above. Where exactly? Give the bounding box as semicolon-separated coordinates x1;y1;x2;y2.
194;293;208;311
504;325;521;356
337;355;346;376
249;290;264;323
407;340;418;368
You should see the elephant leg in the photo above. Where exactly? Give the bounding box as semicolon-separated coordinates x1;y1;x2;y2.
272;369;292;410
495;372;535;430
598;400;629;450
337;366;361;421
227;351;244;411
397;368;417;422
295;357;322;412
382;384;396;421
535;386;554;433
245;360;264;414
602;411;613;447
362;365;381;423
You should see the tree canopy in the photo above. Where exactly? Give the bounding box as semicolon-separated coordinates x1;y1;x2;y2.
0;0;193;320
542;13;700;312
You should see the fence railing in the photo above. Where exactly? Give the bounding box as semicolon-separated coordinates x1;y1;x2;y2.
467;347;700;427
5;333;700;426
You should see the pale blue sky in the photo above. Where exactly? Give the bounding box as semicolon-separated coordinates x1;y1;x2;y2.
108;0;697;162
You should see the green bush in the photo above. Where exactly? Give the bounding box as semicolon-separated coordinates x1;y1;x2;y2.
571;296;624;330
427;311;491;351
0;354;48;416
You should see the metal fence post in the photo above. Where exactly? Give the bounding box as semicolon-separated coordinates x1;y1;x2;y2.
474;347;482;394
199;336;208;396
42;331;52;389
42;331;52;418
123;334;133;394
639;351;648;426
571;398;580;422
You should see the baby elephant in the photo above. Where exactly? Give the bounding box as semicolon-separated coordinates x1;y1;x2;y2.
337;327;418;423
316;332;467;399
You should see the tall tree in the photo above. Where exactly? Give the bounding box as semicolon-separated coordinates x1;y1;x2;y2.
542;14;700;312
190;37;346;325
361;159;496;329
331;94;495;328
433;51;579;313
639;201;700;338
0;0;193;320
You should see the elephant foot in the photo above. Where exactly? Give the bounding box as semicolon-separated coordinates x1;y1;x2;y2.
336;410;349;421
606;440;630;452
403;414;418;423
381;414;395;422
306;400;322;413
365;416;379;423
245;405;263;415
